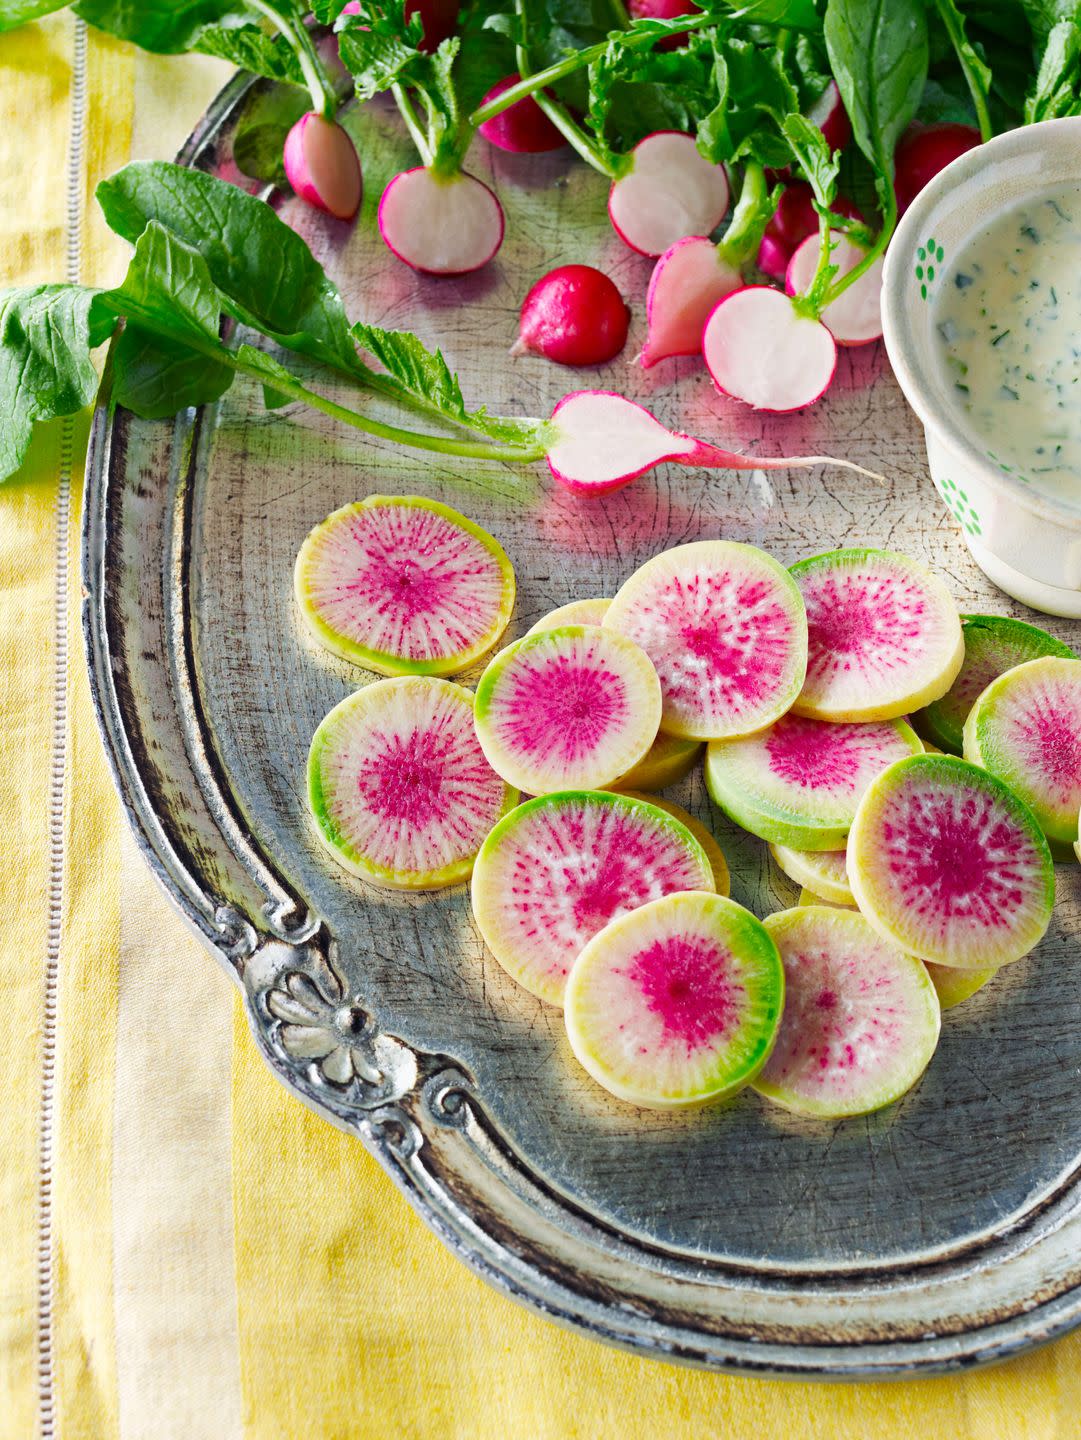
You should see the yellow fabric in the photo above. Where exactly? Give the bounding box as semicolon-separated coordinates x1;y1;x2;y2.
4;13;1081;1439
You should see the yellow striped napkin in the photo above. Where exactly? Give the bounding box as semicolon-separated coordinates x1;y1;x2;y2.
4;14;1081;1436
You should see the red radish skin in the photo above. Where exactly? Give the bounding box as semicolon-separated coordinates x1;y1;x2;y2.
805;80;851;154
894;123;981;215
786;230;884;346
756;231;791;283
702;287;837;413
628;0;699;50
544;391;882;495
517;266;630;367
608;132;729;258
283;112;362;221
378;168;504;275
477;76;566;153
639;236;741;367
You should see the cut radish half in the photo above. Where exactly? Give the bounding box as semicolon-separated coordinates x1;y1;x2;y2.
564;892;784;1108
308;677;516;889
848;754;1055;969
295;495;515;676
752;906;939;1120
791;548;964;722
604;540;808;741
613;731;702;792
283;112;362;221
614;791;729;895
474;625;662;794
544;391;883;495
703;286;837;412
914;614;1074;755
770;843;854;906
608;132;729;258
527;598;612;633
471;790;715;1005
640;237;741;367
378;168;504;275
706;713;922;850
786;231;883;346
963;656;1081;846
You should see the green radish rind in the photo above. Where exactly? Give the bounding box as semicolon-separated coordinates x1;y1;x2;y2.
913;614;1076;755
848;753;1055;969
564;892;785;1110
705;715;923;851
308;677;517;890
962;656;1081;846
773;843;854;905
295;495;516;676
752;906;941;1120
790;547;964;723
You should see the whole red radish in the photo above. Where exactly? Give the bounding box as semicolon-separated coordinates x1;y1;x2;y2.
805;79;850;154
702;286;837;413
283;112;362;220
477;75;566;153
608;131;729;257
756;182;861;282
628;0;699;50
518;266;630;366
894;123;980;214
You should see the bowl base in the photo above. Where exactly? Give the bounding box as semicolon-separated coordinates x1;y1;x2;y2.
968;540;1081;619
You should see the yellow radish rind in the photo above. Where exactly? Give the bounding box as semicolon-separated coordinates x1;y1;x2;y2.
773;843;854;905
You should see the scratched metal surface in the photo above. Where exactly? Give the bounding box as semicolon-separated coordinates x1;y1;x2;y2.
83;71;1081;1375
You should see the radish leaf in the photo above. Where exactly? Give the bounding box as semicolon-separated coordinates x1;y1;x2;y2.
1024;16;1081;120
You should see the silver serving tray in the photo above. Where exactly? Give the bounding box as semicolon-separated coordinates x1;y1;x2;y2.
83;70;1081;1377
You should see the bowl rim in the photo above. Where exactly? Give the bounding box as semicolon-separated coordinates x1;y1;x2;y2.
881;115;1081;534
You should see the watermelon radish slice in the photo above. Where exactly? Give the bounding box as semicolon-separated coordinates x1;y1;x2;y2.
790;548;964;722
752;906;940;1119
963;656;1081;846
615;791;730;895
604;541;808;740
564;892;784;1108
308;677;516;889
471;790;715;1005
772;843;854;906
614;731;703;792
527;598;612;633
914;614;1075;755
706;713;922;850
474;626;662;794
295;496;515;676
848;754;1055;969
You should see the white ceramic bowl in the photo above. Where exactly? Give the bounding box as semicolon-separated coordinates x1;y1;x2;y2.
882;117;1081;617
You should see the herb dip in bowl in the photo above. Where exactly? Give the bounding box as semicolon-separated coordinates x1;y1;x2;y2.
882;117;1081;618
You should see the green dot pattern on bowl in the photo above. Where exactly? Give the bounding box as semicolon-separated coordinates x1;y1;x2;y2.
937;476;982;537
915;239;946;301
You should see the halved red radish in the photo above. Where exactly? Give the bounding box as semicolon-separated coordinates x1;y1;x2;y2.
477;75;566;153
805;79;850;154
604;540;808;741
786;230;883;346
283;112;362;221
378;168;504;275
639;236;742;367
628;0;699;49
608;132;729;258
702;286;837;412
756;183;861;284
517;265;630;366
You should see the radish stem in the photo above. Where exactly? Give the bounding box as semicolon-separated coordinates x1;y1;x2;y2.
716;162;776;267
249;0;336;120
391;82;434;165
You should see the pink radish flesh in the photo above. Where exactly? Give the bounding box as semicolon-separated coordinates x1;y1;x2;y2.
518;265;629;366
608;132;729;257
628;0;699;50
283;113;362;221
477;75;566;153
805;80;850;153
894;123;981;215
544;391;882;494
786;230;883;346
640;236;741;367
378;168;504;274
703;286;837;412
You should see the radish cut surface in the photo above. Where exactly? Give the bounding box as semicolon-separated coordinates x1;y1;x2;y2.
706;713;922;850
791;548;964;722
615;791;729;895
295;495;515;675
753;907;940;1119
963;656;1081;846
471;790;715;1005
608;132;729;257
283;112;362;220
703;286;836;411
308;677;516;889
378;168;504;274
527;598;612;633
564;892;783;1108
848;754;1055;969
604;540;808;740
786;231;883;345
770;843;854;906
640;237;741;367
474;625;662;794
